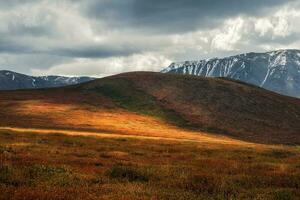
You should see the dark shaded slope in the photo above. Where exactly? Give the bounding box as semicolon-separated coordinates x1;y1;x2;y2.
76;72;300;144
78;77;189;127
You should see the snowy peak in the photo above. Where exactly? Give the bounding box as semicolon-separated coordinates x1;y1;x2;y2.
0;70;95;90
161;49;300;98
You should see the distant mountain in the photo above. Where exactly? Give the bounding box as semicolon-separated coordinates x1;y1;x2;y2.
0;70;95;90
162;49;300;98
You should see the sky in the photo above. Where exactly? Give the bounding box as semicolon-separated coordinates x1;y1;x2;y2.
0;0;300;77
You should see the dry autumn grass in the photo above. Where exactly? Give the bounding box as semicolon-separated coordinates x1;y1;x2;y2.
0;72;300;199
1;129;300;200
2;72;300;144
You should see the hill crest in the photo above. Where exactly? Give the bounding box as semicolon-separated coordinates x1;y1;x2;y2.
1;72;299;144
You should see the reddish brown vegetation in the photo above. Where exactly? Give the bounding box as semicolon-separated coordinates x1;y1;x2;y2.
1;129;300;200
0;72;299;144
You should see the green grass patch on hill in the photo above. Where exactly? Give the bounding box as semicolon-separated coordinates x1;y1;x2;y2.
91;78;191;128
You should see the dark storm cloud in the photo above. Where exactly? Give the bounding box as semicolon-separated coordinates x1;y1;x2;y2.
0;37;141;59
84;0;294;33
0;0;298;76
49;44;142;58
0;38;34;54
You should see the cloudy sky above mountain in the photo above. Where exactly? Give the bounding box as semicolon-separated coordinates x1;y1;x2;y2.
0;0;300;76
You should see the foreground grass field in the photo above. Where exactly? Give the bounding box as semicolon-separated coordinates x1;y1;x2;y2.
1;129;300;200
1;73;300;199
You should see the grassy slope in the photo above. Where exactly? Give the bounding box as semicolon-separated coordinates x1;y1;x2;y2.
1;129;300;200
83;77;190;127
0;72;300;144
77;72;300;144
1;72;300;199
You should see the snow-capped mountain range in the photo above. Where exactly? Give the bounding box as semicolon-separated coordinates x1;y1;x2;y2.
162;49;300;98
0;70;95;90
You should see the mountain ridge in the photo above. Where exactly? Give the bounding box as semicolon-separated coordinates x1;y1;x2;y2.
162;49;300;98
0;70;95;90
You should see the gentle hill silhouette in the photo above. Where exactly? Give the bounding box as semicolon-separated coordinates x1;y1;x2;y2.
1;72;300;144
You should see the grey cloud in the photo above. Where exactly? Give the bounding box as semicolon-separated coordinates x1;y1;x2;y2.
0;0;38;9
83;0;294;33
0;53;72;75
253;34;300;46
6;24;57;37
0;37;143;59
0;35;140;61
0;6;61;38
0;0;299;76
49;44;142;58
0;38;34;54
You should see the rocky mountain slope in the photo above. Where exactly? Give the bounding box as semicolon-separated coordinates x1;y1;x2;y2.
0;72;300;144
0;70;95;90
162;49;300;98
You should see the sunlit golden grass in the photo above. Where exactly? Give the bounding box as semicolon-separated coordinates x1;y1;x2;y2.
1;129;300;200
0;97;251;145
